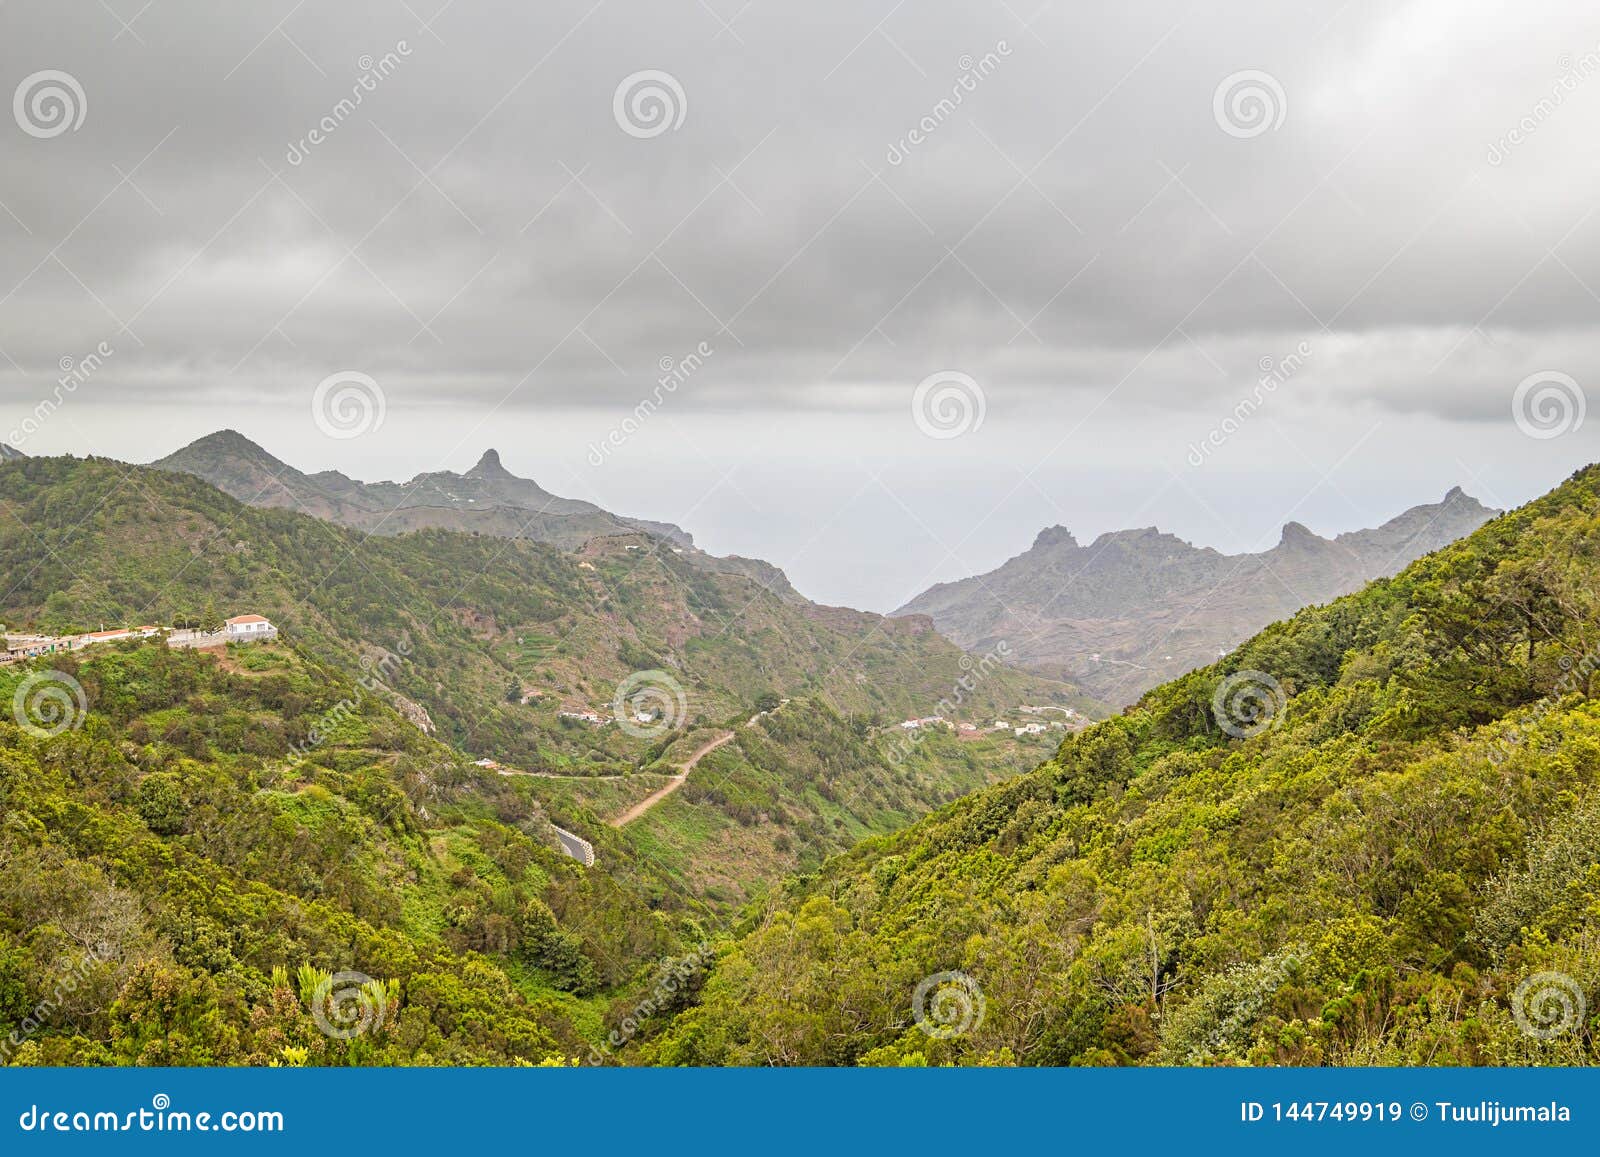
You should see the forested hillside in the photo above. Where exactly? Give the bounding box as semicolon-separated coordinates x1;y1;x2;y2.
643;465;1600;1066
0;456;1075;775
0;640;688;1065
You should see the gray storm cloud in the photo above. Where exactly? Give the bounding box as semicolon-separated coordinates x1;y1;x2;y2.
3;0;1599;421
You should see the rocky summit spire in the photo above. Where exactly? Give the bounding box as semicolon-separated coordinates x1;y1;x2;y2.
467;449;513;479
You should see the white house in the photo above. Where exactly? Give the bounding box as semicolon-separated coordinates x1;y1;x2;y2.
224;614;277;640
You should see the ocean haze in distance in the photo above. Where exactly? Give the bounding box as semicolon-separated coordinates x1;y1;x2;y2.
51;398;1574;613
3;0;1600;608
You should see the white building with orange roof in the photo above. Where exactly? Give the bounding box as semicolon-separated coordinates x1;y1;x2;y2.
224;614;277;640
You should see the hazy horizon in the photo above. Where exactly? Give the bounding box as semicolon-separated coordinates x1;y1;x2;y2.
13;410;1563;614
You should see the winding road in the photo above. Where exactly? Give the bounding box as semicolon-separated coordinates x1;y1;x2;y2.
607;730;735;828
498;727;741;864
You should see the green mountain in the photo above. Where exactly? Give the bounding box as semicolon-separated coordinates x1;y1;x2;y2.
0;455;1081;910
894;488;1497;709
642;466;1600;1066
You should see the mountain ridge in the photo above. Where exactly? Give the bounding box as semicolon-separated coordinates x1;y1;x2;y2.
154;429;697;550
894;486;1499;706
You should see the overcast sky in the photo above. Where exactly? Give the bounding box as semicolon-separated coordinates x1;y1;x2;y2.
2;0;1599;609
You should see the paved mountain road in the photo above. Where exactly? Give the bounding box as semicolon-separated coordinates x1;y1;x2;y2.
551;825;595;867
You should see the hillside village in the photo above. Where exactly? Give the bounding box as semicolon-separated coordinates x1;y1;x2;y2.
895;701;1088;739
2;613;277;664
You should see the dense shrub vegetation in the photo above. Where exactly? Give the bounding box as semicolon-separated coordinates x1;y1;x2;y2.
642;466;1600;1066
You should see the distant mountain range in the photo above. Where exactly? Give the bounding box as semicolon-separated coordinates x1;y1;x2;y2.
893;487;1499;707
153;429;805;599
155;429;694;550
